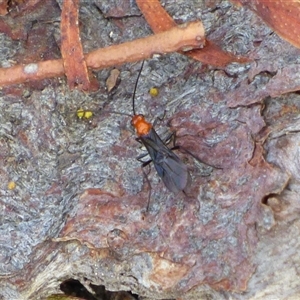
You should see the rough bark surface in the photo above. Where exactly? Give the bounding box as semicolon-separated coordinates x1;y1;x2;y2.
0;1;299;299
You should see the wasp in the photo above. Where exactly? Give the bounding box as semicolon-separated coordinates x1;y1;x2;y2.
130;61;191;204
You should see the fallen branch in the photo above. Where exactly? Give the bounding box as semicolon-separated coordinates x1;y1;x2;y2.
0;21;205;87
136;0;250;67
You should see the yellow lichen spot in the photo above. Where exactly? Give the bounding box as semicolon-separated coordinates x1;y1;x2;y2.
8;181;16;190
77;108;93;120
77;108;85;119
149;87;159;97
83;110;93;119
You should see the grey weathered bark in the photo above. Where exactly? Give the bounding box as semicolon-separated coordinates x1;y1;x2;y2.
0;1;300;299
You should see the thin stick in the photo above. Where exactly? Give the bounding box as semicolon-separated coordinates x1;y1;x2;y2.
0;21;205;87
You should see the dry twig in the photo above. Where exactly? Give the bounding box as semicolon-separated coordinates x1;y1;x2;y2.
0;21;205;87
136;0;249;67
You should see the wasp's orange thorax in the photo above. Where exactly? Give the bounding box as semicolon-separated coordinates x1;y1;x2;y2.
131;114;152;136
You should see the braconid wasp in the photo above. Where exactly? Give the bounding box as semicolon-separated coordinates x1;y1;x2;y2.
130;61;191;209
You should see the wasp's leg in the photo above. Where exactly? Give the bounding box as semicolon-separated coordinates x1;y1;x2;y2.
137;153;152;164
135;137;143;144
169;130;222;169
153;109;167;127
171;144;222;170
140;166;152;211
136;154;153;211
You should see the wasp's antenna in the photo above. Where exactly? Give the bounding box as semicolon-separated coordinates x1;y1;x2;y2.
132;60;145;115
103;110;132;117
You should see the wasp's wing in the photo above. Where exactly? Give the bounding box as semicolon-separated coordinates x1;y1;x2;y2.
158;151;191;193
140;129;191;193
